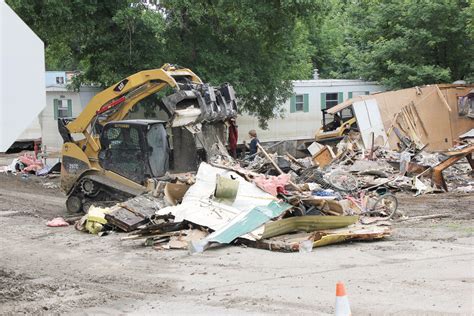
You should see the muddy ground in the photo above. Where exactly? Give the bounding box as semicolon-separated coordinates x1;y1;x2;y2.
0;172;473;315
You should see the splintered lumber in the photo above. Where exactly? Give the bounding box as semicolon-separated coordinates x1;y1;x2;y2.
397;214;451;222
257;143;284;173
431;144;474;191
145;236;170;246
285;152;305;168
383;112;401;148
248;224;391;252
121;221;184;240
409;102;427;136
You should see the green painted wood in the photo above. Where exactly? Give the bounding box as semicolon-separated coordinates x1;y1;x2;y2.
67;99;72;117
303;93;309;112
290;95;296;113
53;99;59;120
320;93;326;110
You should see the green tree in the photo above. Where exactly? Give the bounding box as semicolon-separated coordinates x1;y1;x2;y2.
160;0;318;125
7;0;320;126
317;0;473;88
6;0;166;85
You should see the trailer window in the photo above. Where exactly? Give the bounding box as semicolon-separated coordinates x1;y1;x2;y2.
325;93;339;109
295;95;304;112
54;99;72;119
290;94;309;113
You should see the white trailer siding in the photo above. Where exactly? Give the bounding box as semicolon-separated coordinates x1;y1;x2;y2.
40;86;100;152
237;80;384;144
0;1;45;151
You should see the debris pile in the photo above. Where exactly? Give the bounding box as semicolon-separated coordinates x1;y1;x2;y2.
45;124;472;254
109;161;393;253
0;152;61;177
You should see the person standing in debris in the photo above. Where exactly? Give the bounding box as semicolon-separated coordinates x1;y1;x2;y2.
227;118;238;158
244;129;260;159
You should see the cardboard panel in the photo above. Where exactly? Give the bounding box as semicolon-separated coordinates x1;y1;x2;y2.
370;86;457;150
413;90;452;150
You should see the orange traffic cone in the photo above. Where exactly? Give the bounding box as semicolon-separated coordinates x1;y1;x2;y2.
335;281;351;316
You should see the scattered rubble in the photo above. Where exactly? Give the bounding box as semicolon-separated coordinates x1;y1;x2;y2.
0;151;60;178
2;88;472;255
37;128;466;254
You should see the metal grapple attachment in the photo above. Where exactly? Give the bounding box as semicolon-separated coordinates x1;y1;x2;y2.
161;83;238;127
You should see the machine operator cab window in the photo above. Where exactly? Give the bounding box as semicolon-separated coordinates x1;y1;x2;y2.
99;121;169;184
322;107;357;132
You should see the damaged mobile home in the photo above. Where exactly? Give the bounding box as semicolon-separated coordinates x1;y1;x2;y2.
325;84;474;151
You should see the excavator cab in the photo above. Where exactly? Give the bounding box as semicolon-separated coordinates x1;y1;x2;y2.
98;120;169;185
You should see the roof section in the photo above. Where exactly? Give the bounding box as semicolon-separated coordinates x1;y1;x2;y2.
327;95;374;114
292;79;380;88
326;84;474;114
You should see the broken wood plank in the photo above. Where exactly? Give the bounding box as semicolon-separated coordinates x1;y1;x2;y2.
246;224;391;252
285;152;305;168
431;144;474;191
397;214;451;222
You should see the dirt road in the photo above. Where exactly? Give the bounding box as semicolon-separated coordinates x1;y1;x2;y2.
0;172;473;315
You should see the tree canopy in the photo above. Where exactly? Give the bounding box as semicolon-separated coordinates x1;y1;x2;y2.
7;0;318;126
6;0;473;125
310;0;473;89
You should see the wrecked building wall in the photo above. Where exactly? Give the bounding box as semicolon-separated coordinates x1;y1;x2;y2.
349;85;474;151
199;122;226;154
376;86;452;150
413;88;453;150
439;85;474;144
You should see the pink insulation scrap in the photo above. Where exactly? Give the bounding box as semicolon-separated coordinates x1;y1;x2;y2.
18;153;43;173
46;217;69;227
253;174;290;196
